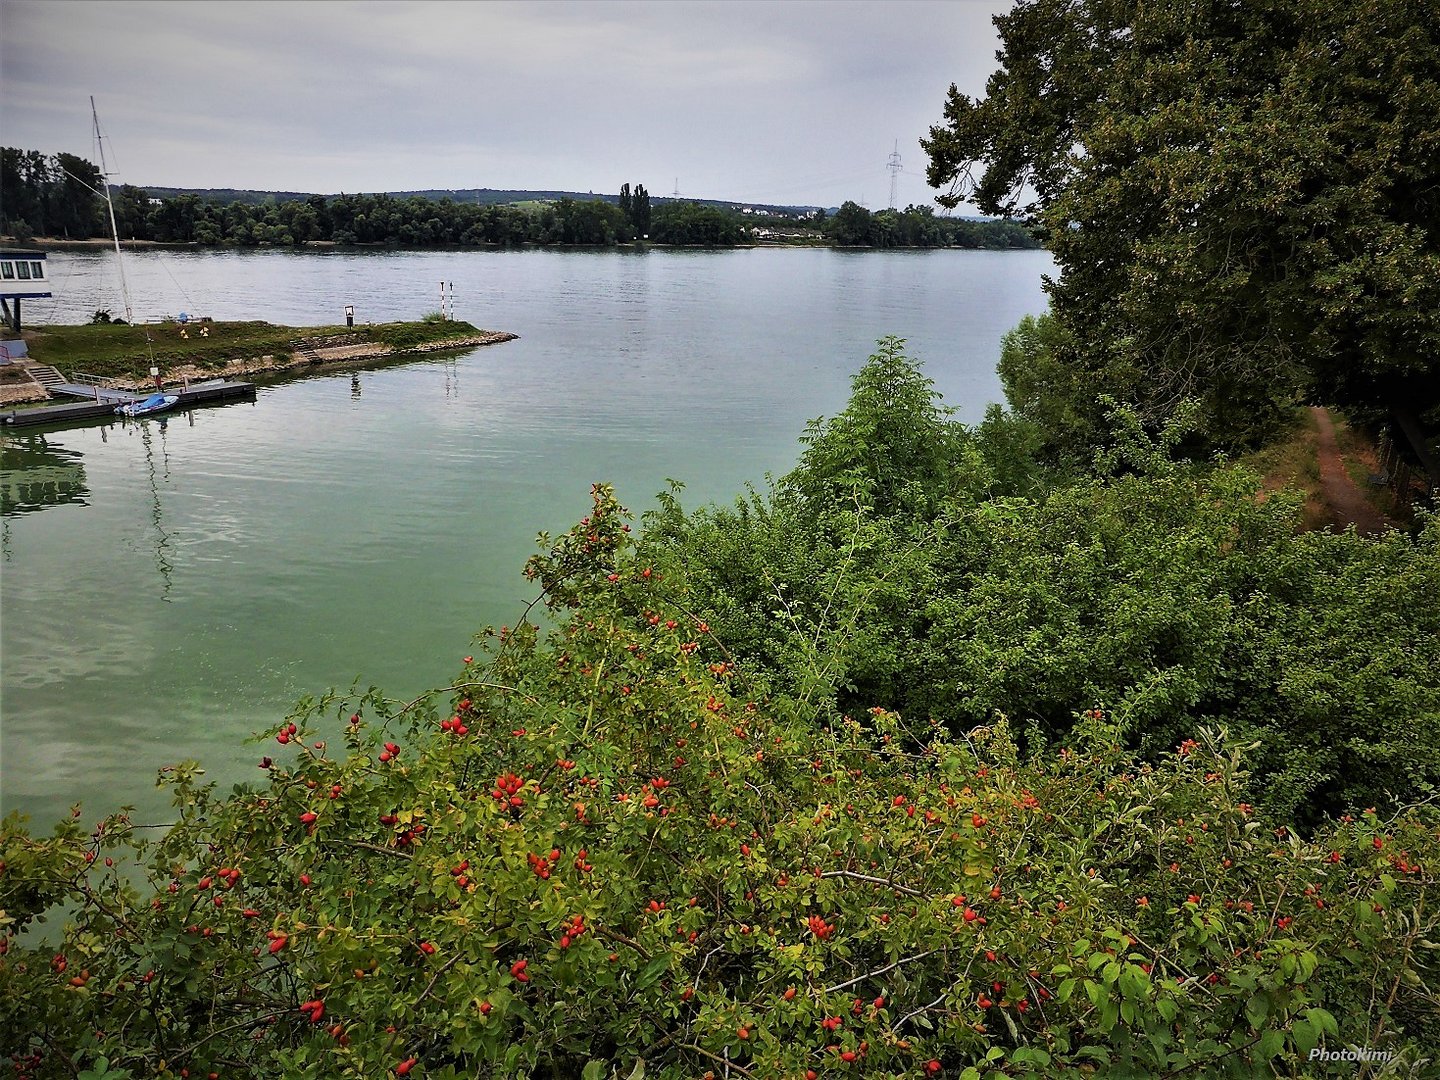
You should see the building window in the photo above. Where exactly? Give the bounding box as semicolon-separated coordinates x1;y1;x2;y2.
29;262;44;279
15;262;30;280
0;262;12;280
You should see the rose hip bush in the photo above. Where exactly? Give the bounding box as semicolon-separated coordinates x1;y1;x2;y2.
3;486;1438;1078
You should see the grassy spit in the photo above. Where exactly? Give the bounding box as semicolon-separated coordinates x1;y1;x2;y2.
20;318;493;381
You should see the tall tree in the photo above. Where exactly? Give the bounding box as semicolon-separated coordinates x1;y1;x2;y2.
923;0;1440;450
618;182;632;220
829;200;873;246
632;184;651;236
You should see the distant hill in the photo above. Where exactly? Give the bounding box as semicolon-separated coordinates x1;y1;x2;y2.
139;185;826;218
139;187;320;206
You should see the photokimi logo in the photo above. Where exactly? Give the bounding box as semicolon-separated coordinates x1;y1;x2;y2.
1308;1046;1394;1066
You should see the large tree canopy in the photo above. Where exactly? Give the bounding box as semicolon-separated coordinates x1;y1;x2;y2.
923;0;1440;448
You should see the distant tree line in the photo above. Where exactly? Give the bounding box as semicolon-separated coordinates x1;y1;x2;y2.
0;148;107;240
826;200;1039;249
0;149;1038;251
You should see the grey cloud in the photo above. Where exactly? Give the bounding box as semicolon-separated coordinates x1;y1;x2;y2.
1;0;1009;208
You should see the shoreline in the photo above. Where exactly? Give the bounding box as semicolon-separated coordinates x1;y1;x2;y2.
0;330;517;405
111;330;518;391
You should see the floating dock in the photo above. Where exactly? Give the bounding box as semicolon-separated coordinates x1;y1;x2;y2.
2;379;256;428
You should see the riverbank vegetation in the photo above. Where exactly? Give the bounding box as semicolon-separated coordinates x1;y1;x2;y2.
1;150;1037;252
921;0;1440;455
4;337;1439;1077
21;318;494;381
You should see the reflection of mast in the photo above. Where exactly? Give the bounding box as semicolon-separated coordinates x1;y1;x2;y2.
139;420;174;600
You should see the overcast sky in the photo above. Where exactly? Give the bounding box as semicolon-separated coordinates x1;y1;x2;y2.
2;0;1009;209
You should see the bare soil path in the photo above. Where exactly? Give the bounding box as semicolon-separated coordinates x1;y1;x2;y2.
1310;406;1387;536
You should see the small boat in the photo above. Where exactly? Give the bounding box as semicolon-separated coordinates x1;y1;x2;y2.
116;393;179;418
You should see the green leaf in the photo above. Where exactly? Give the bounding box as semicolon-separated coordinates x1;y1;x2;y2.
1257;1029;1285;1060
1245;994;1268;1029
1085;979;1107;1009
1292;1018;1317;1057
633;953;671;992
1306;1007;1339;1038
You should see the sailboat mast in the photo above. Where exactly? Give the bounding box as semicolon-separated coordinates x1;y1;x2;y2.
92;96;134;324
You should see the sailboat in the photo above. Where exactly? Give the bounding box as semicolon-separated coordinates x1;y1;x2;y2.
91;98;177;420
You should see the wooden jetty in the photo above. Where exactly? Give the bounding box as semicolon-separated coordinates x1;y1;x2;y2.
2;379;256;429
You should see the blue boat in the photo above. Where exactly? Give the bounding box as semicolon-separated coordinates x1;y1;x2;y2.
116;393;179;418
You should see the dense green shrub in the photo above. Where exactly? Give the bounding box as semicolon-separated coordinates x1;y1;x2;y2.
4;486;1439;1078
640;341;1440;822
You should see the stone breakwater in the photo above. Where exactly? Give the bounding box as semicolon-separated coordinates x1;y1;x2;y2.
112;331;518;390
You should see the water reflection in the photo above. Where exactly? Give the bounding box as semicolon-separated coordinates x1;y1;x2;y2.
0;435;90;516
140;419;175;600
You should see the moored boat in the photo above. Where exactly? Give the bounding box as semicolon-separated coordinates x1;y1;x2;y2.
116;393;178;418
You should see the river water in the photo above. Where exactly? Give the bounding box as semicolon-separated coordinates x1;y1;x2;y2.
1;246;1052;828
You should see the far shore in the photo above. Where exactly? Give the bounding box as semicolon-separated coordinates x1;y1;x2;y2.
2;236;1041;253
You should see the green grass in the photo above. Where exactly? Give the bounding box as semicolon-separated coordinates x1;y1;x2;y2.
1236;406;1401;530
1234;407;1328;530
22;319;485;380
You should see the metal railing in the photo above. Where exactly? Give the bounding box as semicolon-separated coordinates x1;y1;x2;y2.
69;372;123;388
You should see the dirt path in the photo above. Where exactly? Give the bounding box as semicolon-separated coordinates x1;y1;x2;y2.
1310;406;1387;536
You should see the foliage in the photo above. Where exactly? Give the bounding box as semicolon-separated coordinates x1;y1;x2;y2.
824;202;1037;250
649;203;747;247
787;336;969;519
546;199;635;246
0;149;105;241
921;0;1440;445
640;340;1440;824
4;484;1440;1078
996;313;1095;461
618;183;652;237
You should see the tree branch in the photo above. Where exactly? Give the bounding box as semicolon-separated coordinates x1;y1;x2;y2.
823;949;939;995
